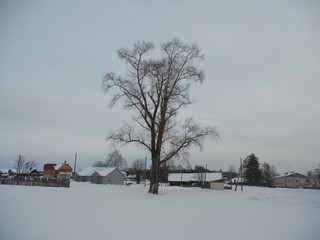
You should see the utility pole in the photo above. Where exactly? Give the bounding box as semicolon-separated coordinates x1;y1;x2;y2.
205;164;208;182
204;164;208;188
73;153;77;176
240;158;243;191
235;158;243;192
285;172;287;188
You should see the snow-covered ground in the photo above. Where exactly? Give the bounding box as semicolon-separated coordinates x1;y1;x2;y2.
1;182;319;240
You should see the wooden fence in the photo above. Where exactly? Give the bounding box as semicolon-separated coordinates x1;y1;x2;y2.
0;178;70;188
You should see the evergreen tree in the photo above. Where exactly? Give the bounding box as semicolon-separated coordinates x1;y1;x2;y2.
243;153;263;186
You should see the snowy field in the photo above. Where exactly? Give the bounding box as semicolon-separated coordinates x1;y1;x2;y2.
1;182;319;240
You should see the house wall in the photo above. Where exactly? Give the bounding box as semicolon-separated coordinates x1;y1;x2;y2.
92;173;102;184
43;164;56;178
273;176;318;188
43;170;56;178
58;164;72;173
101;169;125;185
57;172;72;179
74;175;92;182
210;182;224;190
273;177;286;187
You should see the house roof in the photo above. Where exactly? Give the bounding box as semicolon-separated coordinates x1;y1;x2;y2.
54;164;62;170
273;172;313;179
44;164;56;170
76;167;118;177
54;163;72;171
5;168;39;174
168;173;223;182
44;163;72;171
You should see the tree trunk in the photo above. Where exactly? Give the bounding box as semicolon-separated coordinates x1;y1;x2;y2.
148;168;156;193
148;155;160;194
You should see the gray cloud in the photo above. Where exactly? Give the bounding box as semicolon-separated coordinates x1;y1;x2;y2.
1;0;319;173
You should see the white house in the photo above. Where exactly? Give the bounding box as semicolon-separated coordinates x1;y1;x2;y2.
74;167;126;185
273;172;319;189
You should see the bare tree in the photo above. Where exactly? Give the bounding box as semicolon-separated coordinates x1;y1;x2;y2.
93;161;106;167
105;149;127;169
132;158;145;184
195;165;206;184
102;38;219;194
14;155;25;174
22;161;37;174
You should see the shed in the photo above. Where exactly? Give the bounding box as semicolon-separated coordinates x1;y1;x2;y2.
209;178;225;190
74;167;126;185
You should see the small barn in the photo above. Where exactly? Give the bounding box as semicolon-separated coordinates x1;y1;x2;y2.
74;167;126;185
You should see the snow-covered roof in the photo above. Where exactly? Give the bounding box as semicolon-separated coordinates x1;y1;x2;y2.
168;173;223;182
76;167;117;177
273;172;313;179
54;163;72;170
1;168;39;174
228;177;246;183
54;164;62;170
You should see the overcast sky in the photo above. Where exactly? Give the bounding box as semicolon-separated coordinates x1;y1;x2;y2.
1;0;319;174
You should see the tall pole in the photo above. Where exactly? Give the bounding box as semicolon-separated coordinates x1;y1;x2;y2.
235;158;243;192
240;158;243;191
74;153;77;175
285;172;287;188
205;164;207;182
144;156;147;187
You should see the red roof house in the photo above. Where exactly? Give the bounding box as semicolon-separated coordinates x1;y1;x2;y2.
43;162;73;179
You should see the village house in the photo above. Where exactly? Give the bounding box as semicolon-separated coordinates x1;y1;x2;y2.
74;167;126;185
273;172;319;189
43;162;73;179
168;172;225;190
0;169;9;178
1;168;42;179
